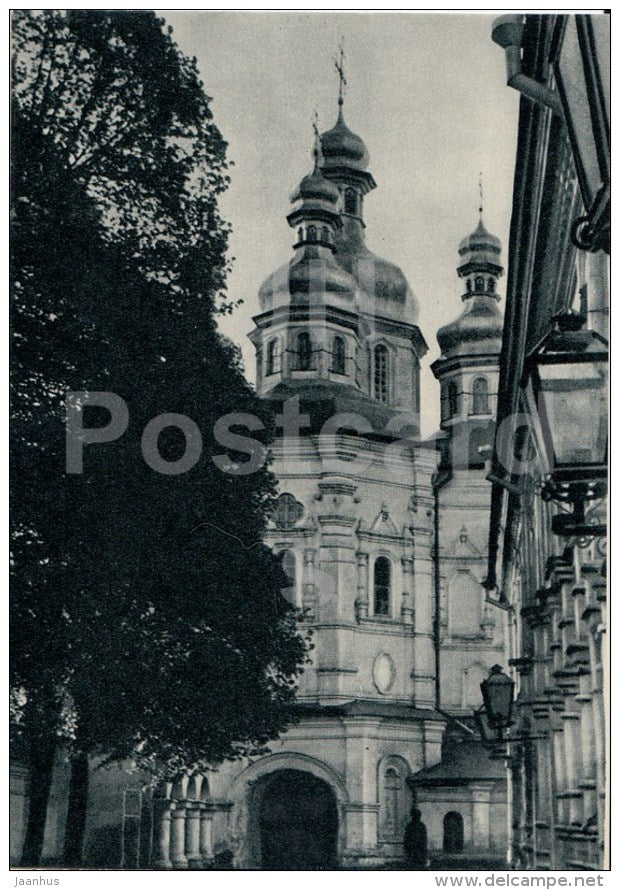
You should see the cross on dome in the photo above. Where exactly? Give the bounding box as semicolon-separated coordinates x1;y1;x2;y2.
334;37;347;108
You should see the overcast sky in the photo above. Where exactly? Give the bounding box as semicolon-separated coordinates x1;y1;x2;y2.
162;11;520;436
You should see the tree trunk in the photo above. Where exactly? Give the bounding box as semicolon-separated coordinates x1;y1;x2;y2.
62;750;90;866
19;733;56;867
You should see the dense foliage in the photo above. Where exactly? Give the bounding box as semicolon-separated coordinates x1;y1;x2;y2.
11;9;309;866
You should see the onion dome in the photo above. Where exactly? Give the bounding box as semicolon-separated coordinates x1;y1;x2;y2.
458;217;501;254
290;163;340;205
457;217;503;278
436;295;504;357
320;108;370;172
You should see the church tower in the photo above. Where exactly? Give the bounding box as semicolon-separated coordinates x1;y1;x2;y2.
212;96;446;869
251;105;426;432
429;211;506;715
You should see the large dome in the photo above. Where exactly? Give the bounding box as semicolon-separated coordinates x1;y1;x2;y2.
258;248;356;309
320;109;370;171
331;224;414;308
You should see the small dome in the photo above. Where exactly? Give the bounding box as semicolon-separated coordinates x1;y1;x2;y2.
458;217;501;257
291;164;339;205
320;109;370;171
437;295;504;357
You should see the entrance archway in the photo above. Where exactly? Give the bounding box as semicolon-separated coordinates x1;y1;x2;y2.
259;770;338;869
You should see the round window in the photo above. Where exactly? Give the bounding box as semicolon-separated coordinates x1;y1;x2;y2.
373;653;396;694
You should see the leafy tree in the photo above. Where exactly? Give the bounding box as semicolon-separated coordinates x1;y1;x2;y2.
11;10;309;867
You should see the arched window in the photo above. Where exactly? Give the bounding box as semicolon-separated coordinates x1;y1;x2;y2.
266;339;281;376
466;278;472;293
280;549;297;605
447;380;458;417
472;377;490;415
332;336;346;374
344;188;357;214
475;275;484;292
383;768;401;837
297;227;303;243
488;277;496;294
443;812;464;854
307;225;317;242
296;331;312;370
374;556;391;616
374;345;389;403
321;225;330;243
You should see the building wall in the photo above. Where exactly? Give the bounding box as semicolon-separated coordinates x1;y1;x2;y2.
485;13;609;870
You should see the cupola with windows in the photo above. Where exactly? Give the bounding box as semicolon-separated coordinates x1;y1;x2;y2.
436;213;504;360
432;206;504;457
251;86;427;436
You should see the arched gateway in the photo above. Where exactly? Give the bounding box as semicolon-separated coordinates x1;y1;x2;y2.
259;770;338;869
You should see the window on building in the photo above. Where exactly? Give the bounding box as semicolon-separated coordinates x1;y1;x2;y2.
272;493;304;529
383;768;401;837
468;424;492;469
296;331;312;370
374;556;391;616
321;225;330;243
472;377;490;415
374;345;389;403
344;188;357;214
297;227;303;243
279;549;297;604
266;339;281;376
475;276;484;292
488;277;496;294
443;812;464;854
447;380;458;417
332;336;346;374
307;225;317;242
466;279;472;293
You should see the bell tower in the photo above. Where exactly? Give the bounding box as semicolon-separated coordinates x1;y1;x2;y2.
431;205;504;469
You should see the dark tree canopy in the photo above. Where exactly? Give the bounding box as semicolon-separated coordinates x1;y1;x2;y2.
11;11;309;864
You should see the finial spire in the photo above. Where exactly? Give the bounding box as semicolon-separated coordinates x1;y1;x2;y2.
311;110;321;169
478;171;484;220
334;37;347;109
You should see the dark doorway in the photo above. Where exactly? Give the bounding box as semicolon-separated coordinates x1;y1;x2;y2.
443;811;464;854
259;770;338;869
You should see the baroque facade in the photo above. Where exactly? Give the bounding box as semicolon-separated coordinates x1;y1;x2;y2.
206;102;507;868
485;14;609;871
11;97;511;870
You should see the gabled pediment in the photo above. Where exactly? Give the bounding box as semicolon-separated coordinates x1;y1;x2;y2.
447;526;483;558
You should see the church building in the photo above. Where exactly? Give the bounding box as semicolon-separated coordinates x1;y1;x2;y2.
11;94;509;871
206;98;508;868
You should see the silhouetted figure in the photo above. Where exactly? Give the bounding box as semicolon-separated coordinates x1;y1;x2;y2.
403;806;428;869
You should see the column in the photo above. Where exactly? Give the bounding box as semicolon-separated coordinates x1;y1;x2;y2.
303;547;317;618
199;804;214;866
355;552;369;619
561;710;582;825
400;556;414;624
185;802;202;868
152;798;173;869
169;802;188;868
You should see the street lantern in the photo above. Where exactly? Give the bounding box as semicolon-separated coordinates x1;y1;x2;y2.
528;311;608;537
550;14;610;253
480;665;514;740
